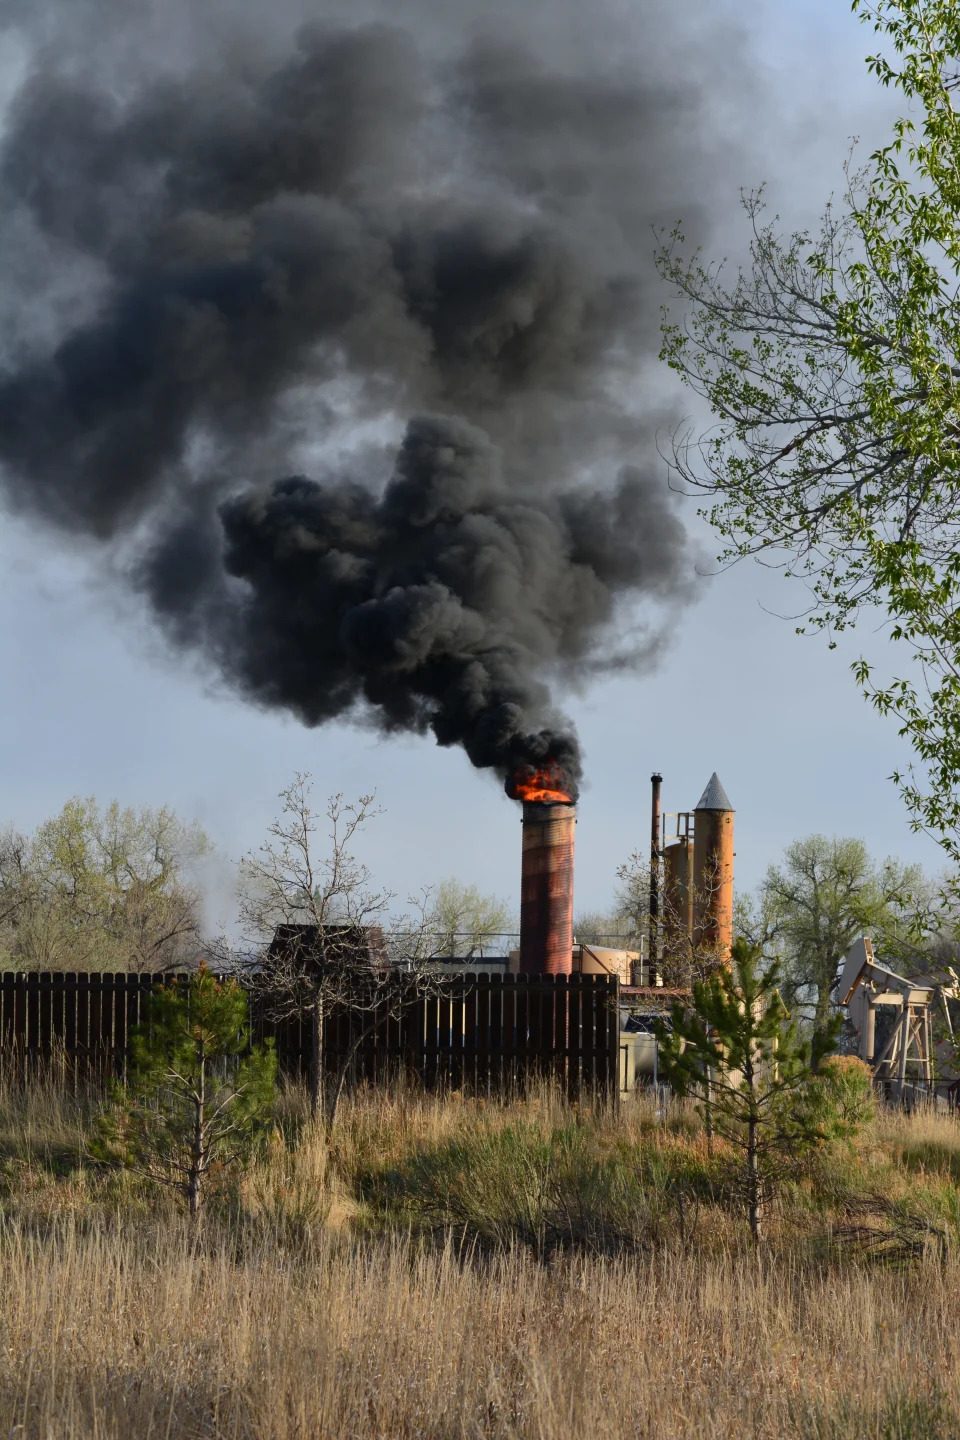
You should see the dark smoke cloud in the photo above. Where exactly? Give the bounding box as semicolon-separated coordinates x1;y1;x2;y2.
143;416;687;798
0;5;740;795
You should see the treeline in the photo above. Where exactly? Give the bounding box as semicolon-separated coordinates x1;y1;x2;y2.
4;788;955;1030
737;835;955;1047
0;782;517;973
581;833;957;1047
0;799;208;972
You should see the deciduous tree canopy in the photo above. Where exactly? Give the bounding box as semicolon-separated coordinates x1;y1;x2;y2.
0;799;208;971
657;0;960;863
754;834;929;1042
429;880;514;957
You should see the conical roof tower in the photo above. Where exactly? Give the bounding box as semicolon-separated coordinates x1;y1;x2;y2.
693;772;734;963
695;772;733;812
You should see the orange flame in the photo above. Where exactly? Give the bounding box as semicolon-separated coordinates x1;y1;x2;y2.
512;764;573;805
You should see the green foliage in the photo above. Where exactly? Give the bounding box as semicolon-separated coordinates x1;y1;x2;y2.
897;1136;960;1183
759;834;932;1038
812;1056;876;1132
94;968;276;1217
656;1;960;869
0;798;208;970
428;878;514;956
360;1121;673;1256
655;938;846;1242
794;1386;957;1440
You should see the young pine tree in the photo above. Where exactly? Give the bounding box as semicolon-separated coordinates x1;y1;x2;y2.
96;967;276;1218
655;938;845;1244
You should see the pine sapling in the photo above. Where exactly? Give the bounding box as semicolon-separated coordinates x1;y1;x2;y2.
94;966;276;1218
655;938;844;1243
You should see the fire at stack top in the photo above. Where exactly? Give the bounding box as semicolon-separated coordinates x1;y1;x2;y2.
519;802;576;975
692;772;735;964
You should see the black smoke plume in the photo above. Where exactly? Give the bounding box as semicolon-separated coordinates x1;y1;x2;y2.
200;415;686;799
0;6;738;795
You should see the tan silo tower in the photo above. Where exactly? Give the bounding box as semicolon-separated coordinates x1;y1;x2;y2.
663;828;695;980
692;773;734;965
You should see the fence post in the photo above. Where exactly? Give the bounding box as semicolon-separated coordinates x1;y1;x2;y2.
0;970;624;1101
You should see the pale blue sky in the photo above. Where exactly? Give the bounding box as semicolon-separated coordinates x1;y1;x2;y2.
0;0;942;929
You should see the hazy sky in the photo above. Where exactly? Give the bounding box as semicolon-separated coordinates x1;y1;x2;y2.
0;0;939;931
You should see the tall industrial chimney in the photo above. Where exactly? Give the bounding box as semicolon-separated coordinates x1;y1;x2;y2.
693;772;734;964
519;802;576;975
649;773;662;972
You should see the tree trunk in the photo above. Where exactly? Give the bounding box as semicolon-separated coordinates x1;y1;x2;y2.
310;995;325;1119
188;1052;205;1220
703;1064;713;1158
327;1052;352;1138
747;1113;762;1244
326;1017;378;1137
811;979;834;1070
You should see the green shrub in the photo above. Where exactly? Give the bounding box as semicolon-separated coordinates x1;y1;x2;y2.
793;1387;958;1440
897;1138;960;1183
362;1121;671;1255
813;1056;876;1132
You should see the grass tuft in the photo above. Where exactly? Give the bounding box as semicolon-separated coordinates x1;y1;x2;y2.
0;1071;955;1435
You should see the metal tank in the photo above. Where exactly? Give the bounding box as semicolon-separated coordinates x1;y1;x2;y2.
663;833;695;969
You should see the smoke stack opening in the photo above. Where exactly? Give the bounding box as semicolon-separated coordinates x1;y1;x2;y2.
518;797;576;976
508;758;575;806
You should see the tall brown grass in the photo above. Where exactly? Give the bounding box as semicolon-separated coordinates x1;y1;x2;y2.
0;1076;958;1438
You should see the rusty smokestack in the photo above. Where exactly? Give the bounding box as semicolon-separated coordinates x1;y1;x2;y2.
693;772;734;965
519;802;576;975
649;773;662;971
663;832;694;975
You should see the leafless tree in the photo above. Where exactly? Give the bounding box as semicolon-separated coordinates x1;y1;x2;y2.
240;775;438;1127
573;909;636;947
613;852;651;955
617;847;730;988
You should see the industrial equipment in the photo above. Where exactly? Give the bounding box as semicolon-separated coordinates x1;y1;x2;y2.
839;937;957;1101
655;771;735;975
517;799;576;975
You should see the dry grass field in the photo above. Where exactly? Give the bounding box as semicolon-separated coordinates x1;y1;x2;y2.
0;1077;959;1438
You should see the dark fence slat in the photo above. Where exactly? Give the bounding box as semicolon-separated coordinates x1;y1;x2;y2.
13;973;26;1057
475;974;490;1098
0;973;12;1055
0;971;620;1097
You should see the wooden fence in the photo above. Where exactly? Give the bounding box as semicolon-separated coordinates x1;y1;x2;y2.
0;971;620;1099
